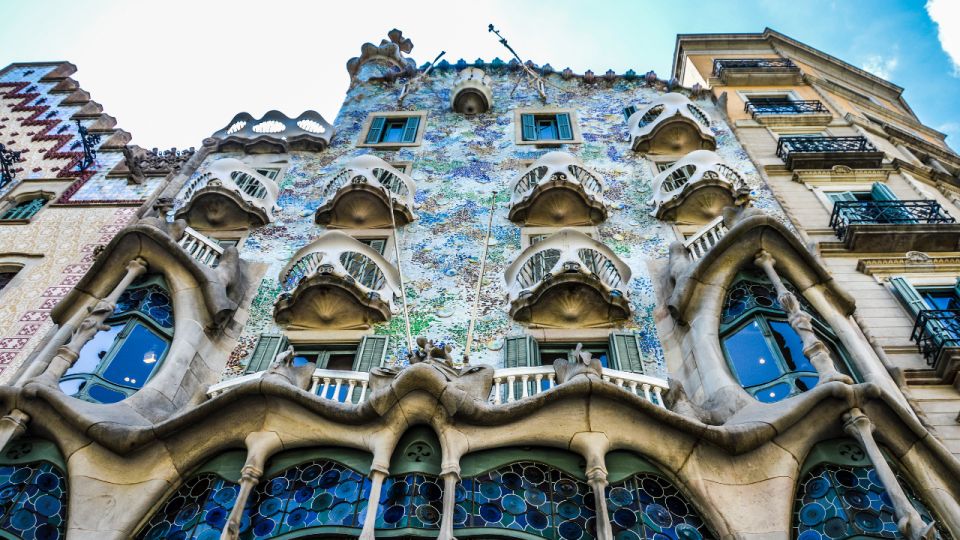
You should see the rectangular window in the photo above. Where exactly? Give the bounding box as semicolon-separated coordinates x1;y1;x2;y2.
623;106;637;121
255;167;280;180
294;344;359;370
517;110;579;144
655;161;677;173
361;113;425;147
538;343;609;368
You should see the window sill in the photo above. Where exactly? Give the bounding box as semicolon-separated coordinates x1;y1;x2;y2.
516;139;581;147
0;219;33;225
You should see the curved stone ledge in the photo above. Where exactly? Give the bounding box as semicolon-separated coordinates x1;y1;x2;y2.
667;207;855;325
50;217;245;333
210;110;334;153
649;150;750;224
315;155;417;228
509;151;608;226
629;93;716;154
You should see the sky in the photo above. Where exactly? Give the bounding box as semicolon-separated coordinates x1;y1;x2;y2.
1;0;958;150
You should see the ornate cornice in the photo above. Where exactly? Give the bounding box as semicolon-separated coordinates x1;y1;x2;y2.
856;251;960;276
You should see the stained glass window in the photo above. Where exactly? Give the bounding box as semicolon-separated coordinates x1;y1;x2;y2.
0;461;67;540
455;461;595;539
59;276;174;404
0;197;46;221
607;473;713;539
376;473;443;530
720;271;850;403
138;459;371;540
793;451;951;539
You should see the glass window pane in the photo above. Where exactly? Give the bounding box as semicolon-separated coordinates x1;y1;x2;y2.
64;324;123;377
537;119;557;140
382;120;405;143
58;378;84;397
920;290;960;310
87;384;127;404
722;320;783;387
101;323;168;389
796;376;819;393
769;320;815;373
754;382;792;403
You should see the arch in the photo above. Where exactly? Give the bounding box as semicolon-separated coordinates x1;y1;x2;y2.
792;439;950;539
58;274;174;404
720;270;854;403
604;451;715;540
376;426;443;531
0;190;53;221
0;438;67;540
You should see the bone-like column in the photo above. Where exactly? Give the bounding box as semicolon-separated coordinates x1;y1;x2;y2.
753;250;851;384
843;408;937;540
358;466;388;540
221;431;282;540
437;467;460;540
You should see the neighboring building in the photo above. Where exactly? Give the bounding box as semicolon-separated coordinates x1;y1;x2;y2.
0;28;955;540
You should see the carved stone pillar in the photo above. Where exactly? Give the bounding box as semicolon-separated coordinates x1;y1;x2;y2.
753;250;852;385
843;408;937;540
35;257;148;385
221;431;282;540
586;466;613;540
0;410;30;453
437;467;460;540
358;467;388;540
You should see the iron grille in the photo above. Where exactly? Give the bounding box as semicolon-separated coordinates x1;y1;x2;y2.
744;100;827;117
712;58;799;77
910;309;960;367
776;136;876;160
829;200;955;239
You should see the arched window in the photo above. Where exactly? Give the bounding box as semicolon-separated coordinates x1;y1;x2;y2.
0;196;47;221
793;439;949;539
0;268;19;291
0;438;68;540
59;275;174;404
720;271;851;403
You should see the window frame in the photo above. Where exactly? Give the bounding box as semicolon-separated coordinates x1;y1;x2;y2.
357;111;428;148
514;108;583;146
59;275;174;403
0;191;53;224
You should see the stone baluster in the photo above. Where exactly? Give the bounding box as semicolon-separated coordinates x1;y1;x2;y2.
221;432;282;540
843;408;937;540
33;257;148;386
753;250;852;384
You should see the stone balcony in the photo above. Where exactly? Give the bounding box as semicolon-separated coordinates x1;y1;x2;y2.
174;158;280;229
649;150;750;224
504;228;631;327
776;136;884;170
451;67;493;114
274;231;402;330
314;155;416;228
628;93;716;154
744;99;832;127
208;364;669;408
828;199;960;252
210;110;335;153
910;309;960;384
712;57;802;85
509;151;608;226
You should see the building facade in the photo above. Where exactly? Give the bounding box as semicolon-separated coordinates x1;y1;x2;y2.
0;27;956;540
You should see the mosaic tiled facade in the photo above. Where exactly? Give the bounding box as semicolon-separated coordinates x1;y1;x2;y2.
0;28;958;540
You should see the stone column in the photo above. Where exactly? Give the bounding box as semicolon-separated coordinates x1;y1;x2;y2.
221;431;282;540
569;432;613;540
34;257;148;386
843;408;937;540
437;466;460;540
358;467;388;540
0;410;30;453
753;250;852;385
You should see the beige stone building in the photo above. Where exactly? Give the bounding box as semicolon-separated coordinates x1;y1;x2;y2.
0;28;956;540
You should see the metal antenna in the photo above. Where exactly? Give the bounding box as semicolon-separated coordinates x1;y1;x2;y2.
464;190;498;364
399;50;446;105
488;24;547;102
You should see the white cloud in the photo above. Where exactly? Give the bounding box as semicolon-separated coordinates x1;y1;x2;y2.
927;0;960;76
861;55;898;80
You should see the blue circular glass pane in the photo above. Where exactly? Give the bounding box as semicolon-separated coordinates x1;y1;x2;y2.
525;487;547;506
797;530;821;540
34;494;61;517
675;523;703;540
479;503;502;523
805;477;830;498
416;504;441;525
558;520;583;540
609;487;633;508
479;482;501;500
10;509;36;531
252;517;276;537
646;503;672;527
35;523;59;540
502;493;526;515
526;508;549;530
613;508;637;528
383;505;405;524
800;503;825;526
855;511;883;533
501;472;523;490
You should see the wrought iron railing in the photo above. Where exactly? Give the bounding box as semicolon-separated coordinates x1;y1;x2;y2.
712;58;799;78
829;200;955;239
910;309;960;368
776;136;877;160
745;100;827;117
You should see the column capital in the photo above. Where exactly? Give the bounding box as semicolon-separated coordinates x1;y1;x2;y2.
753;249;777;269
126;257;149;275
842;408;874;438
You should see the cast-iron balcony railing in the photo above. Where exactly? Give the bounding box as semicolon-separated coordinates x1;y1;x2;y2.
744;100;827;118
776;136;876;159
829;200;955;240
910;309;960;368
712;58;799;78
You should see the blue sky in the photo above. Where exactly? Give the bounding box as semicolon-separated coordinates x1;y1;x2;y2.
1;0;957;150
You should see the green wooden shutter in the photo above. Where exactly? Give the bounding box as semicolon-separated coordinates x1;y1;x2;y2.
503;335;539;367
521;114;537;141
246;333;289;373
623;106;637;121
353;335;389;372
365;116;386;144
827;191;858;203
889;277;927;316
366;238;387;255
953;277;960;300
401;116;420;143
871;182;899;201
609;332;644;373
556;113;573;140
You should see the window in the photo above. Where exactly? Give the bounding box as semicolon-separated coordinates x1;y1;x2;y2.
0;196;47;221
889;277;960;361
515;109;582;145
255;167;280;180
826;183;910;225
623;105;637;121
502;332;647;373
342;237;387;290
538;343;609;368
0;269;18;291
59;276;173;404
245;334;389;375
359;113;426;147
655;161;677;173
720;271;851;403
